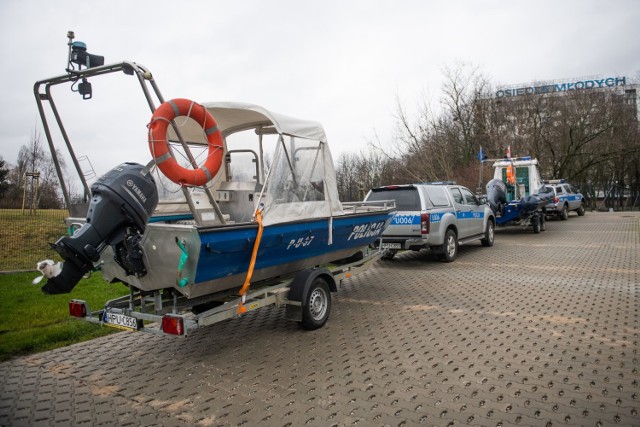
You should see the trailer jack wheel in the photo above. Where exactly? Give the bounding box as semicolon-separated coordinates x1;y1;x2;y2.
300;277;331;330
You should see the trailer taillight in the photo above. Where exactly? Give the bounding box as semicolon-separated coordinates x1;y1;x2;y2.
69;300;87;318
420;213;430;234
162;315;184;335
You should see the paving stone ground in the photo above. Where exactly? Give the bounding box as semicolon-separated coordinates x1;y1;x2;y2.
0;211;638;427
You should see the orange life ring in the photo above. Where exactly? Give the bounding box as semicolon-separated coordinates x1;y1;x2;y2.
506;164;515;185
148;98;223;186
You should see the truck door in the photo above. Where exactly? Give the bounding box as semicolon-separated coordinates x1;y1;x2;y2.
564;184;579;210
556;185;566;207
460;187;485;236
448;187;472;238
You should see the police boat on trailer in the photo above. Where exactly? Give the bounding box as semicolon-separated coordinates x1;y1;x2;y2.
34;34;396;328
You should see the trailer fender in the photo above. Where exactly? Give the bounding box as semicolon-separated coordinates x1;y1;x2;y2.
285;268;336;322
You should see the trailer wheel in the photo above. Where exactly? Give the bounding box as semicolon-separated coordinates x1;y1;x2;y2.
533;221;541;234
300;277;331;330
532;214;541;234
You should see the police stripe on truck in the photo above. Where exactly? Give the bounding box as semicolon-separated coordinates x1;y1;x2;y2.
391;211;483;225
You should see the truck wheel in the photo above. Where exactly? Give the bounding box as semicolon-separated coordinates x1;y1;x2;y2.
440;229;458;262
481;220;495;247
577;203;585;216
560;204;569;220
300;277;331;330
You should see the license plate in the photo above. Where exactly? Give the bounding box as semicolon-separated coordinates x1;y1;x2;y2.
103;312;140;330
380;242;401;249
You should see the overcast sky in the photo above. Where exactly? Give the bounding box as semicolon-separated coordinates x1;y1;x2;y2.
1;0;639;180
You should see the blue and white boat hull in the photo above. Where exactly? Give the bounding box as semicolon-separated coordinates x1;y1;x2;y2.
98;209;394;299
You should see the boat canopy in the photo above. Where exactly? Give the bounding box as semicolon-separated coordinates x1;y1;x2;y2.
205;102;327;142
169;101;327;143
168;101;342;227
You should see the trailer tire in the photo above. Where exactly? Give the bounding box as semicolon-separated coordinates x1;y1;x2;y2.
300;277;331;330
533;221;541;234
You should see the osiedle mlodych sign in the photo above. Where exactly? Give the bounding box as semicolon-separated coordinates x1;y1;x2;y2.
496;76;626;98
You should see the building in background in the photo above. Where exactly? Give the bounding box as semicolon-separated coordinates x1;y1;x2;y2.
475;75;639;210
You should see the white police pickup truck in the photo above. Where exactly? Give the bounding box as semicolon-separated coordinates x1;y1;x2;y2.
364;183;496;261
544;180;586;219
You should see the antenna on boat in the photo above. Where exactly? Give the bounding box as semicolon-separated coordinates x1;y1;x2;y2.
65;31;104;100
66;31;76;70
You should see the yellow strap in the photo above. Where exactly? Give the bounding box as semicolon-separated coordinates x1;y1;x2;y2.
237;210;263;314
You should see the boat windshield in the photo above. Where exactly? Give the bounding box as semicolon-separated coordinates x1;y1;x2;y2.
260;135;343;226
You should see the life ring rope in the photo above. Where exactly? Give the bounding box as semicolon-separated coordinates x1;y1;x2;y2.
147;98;224;187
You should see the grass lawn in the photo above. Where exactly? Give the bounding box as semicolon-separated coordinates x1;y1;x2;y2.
0;272;129;362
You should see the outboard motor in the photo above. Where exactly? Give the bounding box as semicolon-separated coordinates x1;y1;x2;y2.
43;163;158;294
485;178;507;213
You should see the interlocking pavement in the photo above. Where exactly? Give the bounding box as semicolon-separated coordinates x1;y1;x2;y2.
0;211;638;426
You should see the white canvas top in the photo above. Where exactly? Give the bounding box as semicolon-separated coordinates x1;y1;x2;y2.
163;100;342;226
167;101;327;144
202;102;327;142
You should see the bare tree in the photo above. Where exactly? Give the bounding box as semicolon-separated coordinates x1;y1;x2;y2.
0;156;9;199
340;63;639;209
4;129;66;209
440;63;490;165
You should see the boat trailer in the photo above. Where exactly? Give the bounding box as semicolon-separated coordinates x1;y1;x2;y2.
69;247;382;336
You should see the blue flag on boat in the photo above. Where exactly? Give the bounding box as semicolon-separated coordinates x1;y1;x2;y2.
477;147;487;161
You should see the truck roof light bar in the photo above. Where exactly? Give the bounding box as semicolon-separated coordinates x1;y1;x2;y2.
417;181;456;185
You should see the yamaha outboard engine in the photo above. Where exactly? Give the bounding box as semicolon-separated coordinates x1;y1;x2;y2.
486;178;507;213
43;163;158;294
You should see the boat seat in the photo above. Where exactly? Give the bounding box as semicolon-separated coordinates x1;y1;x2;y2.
211;181;261;223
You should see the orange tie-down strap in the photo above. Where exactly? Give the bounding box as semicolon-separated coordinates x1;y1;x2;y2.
237;210;264;315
